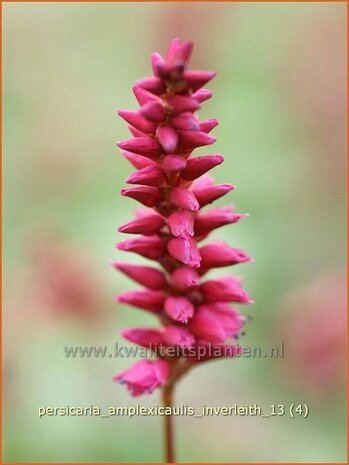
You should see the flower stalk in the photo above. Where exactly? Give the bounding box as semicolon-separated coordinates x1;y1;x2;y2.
162;385;175;463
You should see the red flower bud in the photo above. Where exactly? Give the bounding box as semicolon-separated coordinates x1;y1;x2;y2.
117;290;166;313
181;155;224;181
118;212;165;235
170;187;199;211
126;166;166;187
112;262;167;290
164;296;194;323
171;267;200;291
117;136;163;158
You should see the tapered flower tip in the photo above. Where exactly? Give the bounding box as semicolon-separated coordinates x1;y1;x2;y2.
167;95;200;114
201;276;253;304
117;236;165;260
183;70;217;92
166;38;193;67
118;212;165;235
117;290;165;313
189;304;244;343
167;237;201;267
156;125;179;153
200;242;252;268
181;155;224;181
179;131;216;150
151;52;166;77
112;262;167;290
192;182;236;207
192;88;212;103
171;113;200;131
121;150;156;169
134;76;165;94
140;101;166;122
200;118;219;133
133;85;160;106
161;155;187;173
164;296;194;323
170;187;199;211
152;43;192;79
117;136;162;157
168;210;194;238
126;166;166;187
121;327;164;347
114;359;170;396
171;267;200;290
194;207;246;236
121;186;163;208
163;326;195;348
117;109;156;134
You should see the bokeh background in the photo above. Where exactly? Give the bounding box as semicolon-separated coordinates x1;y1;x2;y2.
3;2;347;462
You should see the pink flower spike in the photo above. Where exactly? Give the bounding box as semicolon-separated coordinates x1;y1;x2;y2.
114;359;170;396
112;262;167;290
161;155;187;174
115;40;253;409
171;267;200;291
117;290;165;313
168;210;194;238
191;88;212;103
170;187;199;211
167;237;201;267
199;118;219;133
181;155;224;181
167;95;200;114
156;125;179;153
126;166;166;187
121;186;163;207
163;326;195;348
192;183;236;207
164;296;194;323
122;327;164;348
117;136;163;158
179;131;216;150
117;109;156;134
117;236;166;260
201;277;253;304
118;212;165;235
121;150;156;169
140;101;166;122
200;242;252;269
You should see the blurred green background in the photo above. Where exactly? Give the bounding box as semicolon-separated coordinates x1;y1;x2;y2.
3;2;346;462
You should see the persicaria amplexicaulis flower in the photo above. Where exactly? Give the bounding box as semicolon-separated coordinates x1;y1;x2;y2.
113;38;253;461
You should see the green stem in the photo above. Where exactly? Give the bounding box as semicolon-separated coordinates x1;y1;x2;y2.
162;385;175;463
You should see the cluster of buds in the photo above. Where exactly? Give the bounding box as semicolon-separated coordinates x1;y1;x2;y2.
113;39;253;396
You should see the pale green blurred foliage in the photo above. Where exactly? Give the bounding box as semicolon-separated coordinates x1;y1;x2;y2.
3;2;346;462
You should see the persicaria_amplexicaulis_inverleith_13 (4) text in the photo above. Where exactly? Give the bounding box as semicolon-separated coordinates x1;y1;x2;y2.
112;38;254;462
